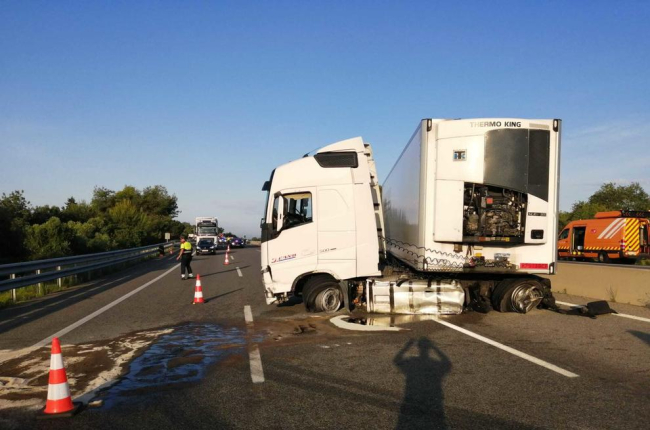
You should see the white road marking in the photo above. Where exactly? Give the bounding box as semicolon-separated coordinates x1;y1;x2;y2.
249;345;265;383
230;255;235;261
243;305;265;383
432;317;579;378
0;264;180;364
329;315;402;332
236;267;243;277
556;300;650;324
244;305;254;324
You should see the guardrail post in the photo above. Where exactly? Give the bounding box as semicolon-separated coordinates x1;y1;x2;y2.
10;274;16;302
36;269;43;295
57;266;62;288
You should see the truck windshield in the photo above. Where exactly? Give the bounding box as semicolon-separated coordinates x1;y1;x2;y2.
197;227;217;235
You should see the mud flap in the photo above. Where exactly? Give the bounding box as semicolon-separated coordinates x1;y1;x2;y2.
339;281;351;313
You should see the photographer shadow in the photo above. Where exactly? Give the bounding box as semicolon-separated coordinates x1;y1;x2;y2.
394;337;451;430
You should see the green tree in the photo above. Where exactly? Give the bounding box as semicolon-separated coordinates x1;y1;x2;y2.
61;197;95;223
30;205;62;225
588;182;650;211
25;217;75;260
559;182;650;231
0;190;31;263
91;187;116;214
107;199;152;248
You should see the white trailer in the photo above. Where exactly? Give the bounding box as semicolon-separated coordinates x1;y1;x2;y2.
260;118;561;314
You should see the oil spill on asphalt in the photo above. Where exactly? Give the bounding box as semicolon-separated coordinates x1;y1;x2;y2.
94;323;261;408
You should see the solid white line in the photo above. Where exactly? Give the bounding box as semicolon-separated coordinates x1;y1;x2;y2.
244;305;253;324
236;267;243;277
34;264;180;349
433;318;579;378
249;345;265;383
556;300;650;323
0;264;180;365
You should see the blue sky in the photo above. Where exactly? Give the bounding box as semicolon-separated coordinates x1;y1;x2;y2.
1;1;649;238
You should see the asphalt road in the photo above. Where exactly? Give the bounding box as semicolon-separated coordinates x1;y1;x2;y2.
1;247;650;429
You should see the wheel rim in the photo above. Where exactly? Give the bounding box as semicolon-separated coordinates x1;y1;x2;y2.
510;284;543;313
316;287;341;313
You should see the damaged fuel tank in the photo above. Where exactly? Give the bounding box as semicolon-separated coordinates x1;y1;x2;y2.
366;279;465;315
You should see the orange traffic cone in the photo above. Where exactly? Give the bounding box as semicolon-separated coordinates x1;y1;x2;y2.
39;337;82;419
224;251;230;266
192;275;205;304
227;244;230;252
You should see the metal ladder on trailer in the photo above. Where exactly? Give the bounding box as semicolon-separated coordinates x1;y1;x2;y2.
364;143;387;258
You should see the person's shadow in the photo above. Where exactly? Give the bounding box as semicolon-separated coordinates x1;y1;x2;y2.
394;337;451;430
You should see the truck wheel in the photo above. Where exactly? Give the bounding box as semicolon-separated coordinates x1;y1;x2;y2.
597;252;610;263
492;279;544;314
314;287;343;313
302;275;341;313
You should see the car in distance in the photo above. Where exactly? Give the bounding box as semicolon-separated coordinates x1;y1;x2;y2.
196;238;217;255
230;236;246;248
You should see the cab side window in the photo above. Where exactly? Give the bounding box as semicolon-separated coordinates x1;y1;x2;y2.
282;192;312;230
271;196;280;232
558;229;569;240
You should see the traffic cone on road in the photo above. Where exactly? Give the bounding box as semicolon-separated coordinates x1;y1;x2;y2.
192;275;205;304
224;250;230;266
39;338;82;419
227;244;230;252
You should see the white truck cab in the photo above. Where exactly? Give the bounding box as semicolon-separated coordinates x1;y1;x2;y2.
260;137;381;305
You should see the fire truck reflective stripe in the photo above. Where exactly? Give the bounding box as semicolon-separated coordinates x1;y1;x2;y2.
598;218;624;239
605;219;626;239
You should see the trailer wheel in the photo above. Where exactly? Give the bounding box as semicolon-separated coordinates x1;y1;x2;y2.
302;275;341;313
597;252;610;263
492;279;544;314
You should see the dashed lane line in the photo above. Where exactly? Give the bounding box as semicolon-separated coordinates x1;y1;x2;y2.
0;263;180;364
432;317;579;378
556;300;650;324
244;305;265;383
244;305;254;324
236;267;243;277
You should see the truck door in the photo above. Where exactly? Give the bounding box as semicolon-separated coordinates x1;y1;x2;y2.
641;223;649;253
557;227;570;257
571;226;586;254
266;189;318;288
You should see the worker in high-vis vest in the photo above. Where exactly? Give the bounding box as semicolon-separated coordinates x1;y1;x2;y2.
176;235;194;280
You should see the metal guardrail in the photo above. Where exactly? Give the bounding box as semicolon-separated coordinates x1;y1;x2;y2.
0;242;178;299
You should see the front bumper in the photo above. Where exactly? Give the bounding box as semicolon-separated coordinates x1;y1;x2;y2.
262;270;292;305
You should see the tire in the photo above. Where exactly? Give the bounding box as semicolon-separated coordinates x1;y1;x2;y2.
301;275;341;313
492;278;544;313
597;252;610;263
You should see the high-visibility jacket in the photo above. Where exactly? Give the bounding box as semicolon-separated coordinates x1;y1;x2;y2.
181;241;192;254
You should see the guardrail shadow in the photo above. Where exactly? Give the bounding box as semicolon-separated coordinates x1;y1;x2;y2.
629;330;650;347
0;257;177;335
394;337;451;430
